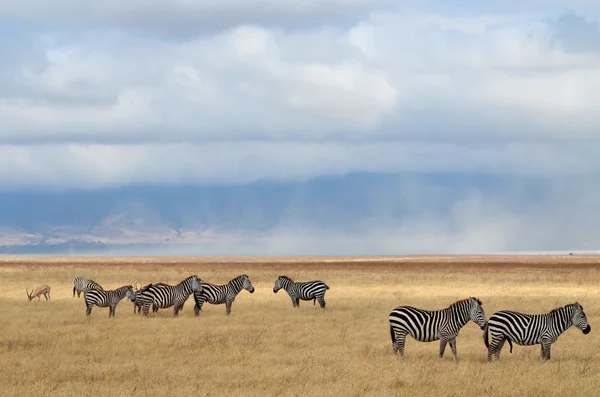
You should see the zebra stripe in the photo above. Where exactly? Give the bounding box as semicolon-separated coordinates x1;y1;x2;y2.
273;275;329;308
140;275;203;317
84;285;135;318
73;276;104;298
484;302;591;361
132;283;158;314
389;297;487;360
193;274;255;316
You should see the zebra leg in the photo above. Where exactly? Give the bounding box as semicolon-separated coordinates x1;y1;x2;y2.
317;296;326;308
226;300;232;315
449;338;458;361
142;303;150;317
86;304;93;316
392;332;407;357
194;299;205;317
541;343;551;360
291;297;297;307
439;339;448;358
173;303;184;317
296;297;300;307
494;339;506;361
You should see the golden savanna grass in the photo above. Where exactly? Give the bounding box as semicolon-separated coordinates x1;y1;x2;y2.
0;255;599;397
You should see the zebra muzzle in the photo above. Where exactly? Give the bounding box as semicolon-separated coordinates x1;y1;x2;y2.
583;325;591;334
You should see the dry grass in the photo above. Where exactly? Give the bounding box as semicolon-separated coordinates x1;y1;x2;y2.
0;255;599;397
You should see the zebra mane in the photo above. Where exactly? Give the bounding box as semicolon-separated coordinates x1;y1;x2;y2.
450;297;482;309
278;275;293;282
179;275;198;284
549;304;575;315
232;274;249;281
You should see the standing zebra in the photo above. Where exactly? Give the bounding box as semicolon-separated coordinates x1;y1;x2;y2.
193;274;255;316
84;285;135;318
140;275;203;317
484;302;591;361
73;276;104;298
389;297;487;360
132;283;155;314
273;275;329;309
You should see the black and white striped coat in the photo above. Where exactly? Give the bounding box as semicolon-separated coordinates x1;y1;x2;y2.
139;275;203;317
389;297;487;360
193;274;255;316
484;302;591;361
132;283;157;314
84;285;135;318
273;275;329;308
73;276;104;298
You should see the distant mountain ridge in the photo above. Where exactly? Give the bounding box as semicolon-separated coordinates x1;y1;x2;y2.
0;173;553;254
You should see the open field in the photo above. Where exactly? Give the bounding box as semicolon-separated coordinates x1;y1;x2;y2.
1;255;599;396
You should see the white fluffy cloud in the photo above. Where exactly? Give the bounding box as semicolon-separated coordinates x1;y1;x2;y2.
1;1;600;189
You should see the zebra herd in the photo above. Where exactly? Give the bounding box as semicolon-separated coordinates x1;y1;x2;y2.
73;276;590;361
73;274;329;318
389;298;591;361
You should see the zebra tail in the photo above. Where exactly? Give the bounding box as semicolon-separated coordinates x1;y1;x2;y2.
72;286;76;297
390;325;396;344
483;323;489;348
325;283;330;290
507;337;513;353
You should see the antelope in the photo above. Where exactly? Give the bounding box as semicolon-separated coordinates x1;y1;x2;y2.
26;285;51;301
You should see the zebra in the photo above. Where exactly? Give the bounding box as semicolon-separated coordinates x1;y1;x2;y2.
389;297;487;360
83;285;135;318
193;274;255;316
132;283;155;314
483;302;591;361
73;276;104;298
273;275;329;308
139;275;203;317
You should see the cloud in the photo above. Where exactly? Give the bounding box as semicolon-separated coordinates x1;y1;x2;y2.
0;0;396;36
1;3;600;189
1;141;599;191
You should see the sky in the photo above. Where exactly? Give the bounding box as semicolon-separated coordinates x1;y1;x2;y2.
1;1;600;254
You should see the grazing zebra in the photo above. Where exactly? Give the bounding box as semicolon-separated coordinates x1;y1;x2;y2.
273;275;329;308
132;283;155;314
84;285;135;318
193;274;255;316
389;297;487;360
484;302;591;361
140;275;203;317
73;276;104;298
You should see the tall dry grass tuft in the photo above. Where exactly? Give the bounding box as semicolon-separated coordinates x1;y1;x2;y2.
0;256;598;396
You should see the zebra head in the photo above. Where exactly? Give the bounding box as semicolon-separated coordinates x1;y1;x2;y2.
572;302;591;335
125;285;136;302
240;274;255;293
273;276;290;293
468;297;487;330
190;275;204;294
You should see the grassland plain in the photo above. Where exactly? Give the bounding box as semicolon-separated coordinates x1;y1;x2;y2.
0;255;598;397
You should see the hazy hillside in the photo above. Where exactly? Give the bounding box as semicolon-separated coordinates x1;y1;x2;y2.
0;173;570;255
